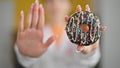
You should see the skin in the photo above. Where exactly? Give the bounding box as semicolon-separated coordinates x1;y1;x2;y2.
17;0;106;57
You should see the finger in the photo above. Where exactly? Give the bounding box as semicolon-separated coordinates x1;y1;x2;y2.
44;35;57;48
80;46;91;54
18;10;24;32
102;26;107;32
26;3;34;29
35;0;39;3
31;0;39;28
38;4;45;30
76;45;84;52
85;4;91;12
81;40;99;54
76;45;91;54
65;15;69;22
76;5;82;12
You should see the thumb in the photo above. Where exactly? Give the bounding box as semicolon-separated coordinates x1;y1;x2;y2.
43;35;57;48
102;26;107;32
76;45;84;52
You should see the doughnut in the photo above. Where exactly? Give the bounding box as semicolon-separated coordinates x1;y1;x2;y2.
65;11;102;46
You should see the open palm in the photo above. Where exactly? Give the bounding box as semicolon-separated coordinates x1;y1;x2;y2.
17;1;56;57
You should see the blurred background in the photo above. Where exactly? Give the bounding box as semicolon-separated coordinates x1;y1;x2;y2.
0;0;120;68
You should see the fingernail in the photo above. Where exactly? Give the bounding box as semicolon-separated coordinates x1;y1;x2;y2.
86;4;89;7
77;5;81;8
65;15;69;21
20;10;24;14
86;4;91;12
78;5;80;7
40;4;43;7
35;0;39;3
77;5;82;12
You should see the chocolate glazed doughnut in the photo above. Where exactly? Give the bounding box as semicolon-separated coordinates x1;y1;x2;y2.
65;11;102;46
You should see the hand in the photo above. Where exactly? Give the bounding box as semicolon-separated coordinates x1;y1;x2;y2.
65;5;107;54
17;0;57;57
